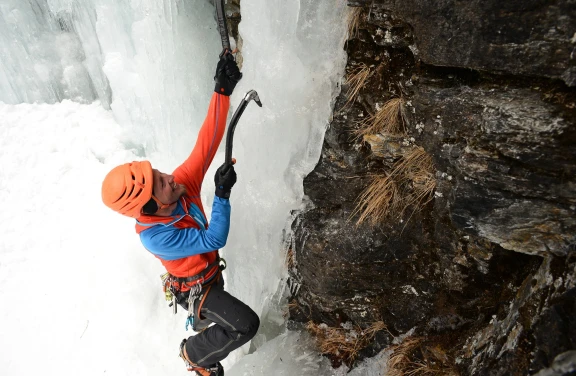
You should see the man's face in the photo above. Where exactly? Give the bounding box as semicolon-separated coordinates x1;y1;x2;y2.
152;169;186;205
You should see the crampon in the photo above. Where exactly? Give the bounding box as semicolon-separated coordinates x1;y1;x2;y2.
179;339;224;376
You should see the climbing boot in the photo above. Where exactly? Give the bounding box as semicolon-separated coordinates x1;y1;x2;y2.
179;339;224;376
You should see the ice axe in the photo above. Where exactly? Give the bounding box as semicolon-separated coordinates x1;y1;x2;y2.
214;2;261;171
215;1;238;64
215;0;231;54
223;90;262;173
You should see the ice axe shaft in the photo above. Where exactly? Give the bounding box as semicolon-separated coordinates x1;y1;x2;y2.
224;90;263;172
215;0;231;53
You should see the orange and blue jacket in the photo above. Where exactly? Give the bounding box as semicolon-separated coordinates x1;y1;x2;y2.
134;93;230;285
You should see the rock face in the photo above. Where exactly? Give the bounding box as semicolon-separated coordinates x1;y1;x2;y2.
288;1;576;374
349;0;576;87
416;83;576;258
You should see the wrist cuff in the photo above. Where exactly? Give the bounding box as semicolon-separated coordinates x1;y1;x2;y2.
214;87;231;96
215;188;231;199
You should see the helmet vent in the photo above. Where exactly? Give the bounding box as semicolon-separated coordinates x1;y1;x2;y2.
114;188;127;203
127;185;135;197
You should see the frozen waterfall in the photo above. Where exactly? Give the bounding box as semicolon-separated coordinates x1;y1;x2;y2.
0;0;356;375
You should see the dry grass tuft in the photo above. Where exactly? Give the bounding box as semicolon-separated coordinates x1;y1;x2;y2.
288;299;299;311
351;175;401;226
387;337;423;376
356;97;407;137
284;299;300;319
353;146;436;226
392;147;436;210
347;7;363;40
342;63;372;110
307;321;387;364
285;248;295;269
387;337;459;376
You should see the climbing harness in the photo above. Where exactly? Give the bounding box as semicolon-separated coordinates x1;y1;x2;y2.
160;258;227;330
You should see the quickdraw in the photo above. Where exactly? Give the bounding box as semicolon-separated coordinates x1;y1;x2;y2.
185;283;202;331
160;272;179;314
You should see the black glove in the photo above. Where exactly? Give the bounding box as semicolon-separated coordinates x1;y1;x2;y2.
214;163;237;199
214;52;242;96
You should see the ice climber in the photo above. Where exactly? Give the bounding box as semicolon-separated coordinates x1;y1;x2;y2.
101;53;259;376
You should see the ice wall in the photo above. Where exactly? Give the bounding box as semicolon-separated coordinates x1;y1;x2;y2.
0;0;106;106
1;0;220;159
223;0;349;356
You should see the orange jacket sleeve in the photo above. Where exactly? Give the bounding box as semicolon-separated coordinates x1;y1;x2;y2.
173;93;230;197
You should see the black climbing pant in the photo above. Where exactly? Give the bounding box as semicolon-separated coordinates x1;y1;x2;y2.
182;278;260;367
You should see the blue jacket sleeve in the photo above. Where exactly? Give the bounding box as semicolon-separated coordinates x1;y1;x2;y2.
140;197;231;260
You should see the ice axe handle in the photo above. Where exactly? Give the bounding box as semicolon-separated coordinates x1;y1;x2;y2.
224;90;263;171
219;48;237;60
221;158;236;175
215;0;231;52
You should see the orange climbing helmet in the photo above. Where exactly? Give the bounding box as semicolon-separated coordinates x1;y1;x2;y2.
101;161;153;218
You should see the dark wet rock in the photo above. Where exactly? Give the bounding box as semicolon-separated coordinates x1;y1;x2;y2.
427;313;470;333
530;286;576;374
349;0;576;87
287;1;576;374
533;350;576;376
462;257;576;375
412;83;576;257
